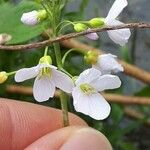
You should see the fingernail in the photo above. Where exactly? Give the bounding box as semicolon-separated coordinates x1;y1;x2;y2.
60;128;112;150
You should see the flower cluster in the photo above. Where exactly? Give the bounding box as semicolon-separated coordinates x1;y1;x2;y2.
20;0;131;46
1;0;129;121
14;51;123;120
74;0;131;46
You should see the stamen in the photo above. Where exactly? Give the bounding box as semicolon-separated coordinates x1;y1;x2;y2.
38;67;52;79
80;83;96;94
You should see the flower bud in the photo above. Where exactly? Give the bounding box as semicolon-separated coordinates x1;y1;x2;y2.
84;50;99;65
37;10;47;22
0;71;8;84
74;23;88;32
89;18;105;28
39;55;52;65
21;10;47;26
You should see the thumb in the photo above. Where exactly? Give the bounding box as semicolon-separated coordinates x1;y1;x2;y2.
25;126;112;150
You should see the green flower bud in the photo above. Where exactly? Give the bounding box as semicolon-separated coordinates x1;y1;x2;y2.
74;23;88;32
84;50;99;65
89;18;105;28
39;55;52;65
0;71;8;84
37;10;47;22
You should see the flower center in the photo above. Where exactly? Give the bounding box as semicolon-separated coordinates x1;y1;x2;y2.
80;83;95;94
38;55;53;79
39;67;52;79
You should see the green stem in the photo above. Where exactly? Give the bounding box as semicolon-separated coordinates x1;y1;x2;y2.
7;71;16;76
57;21;74;33
53;43;62;69
44;46;49;56
60;68;73;78
60;91;70;127
62;48;84;65
49;1;70;127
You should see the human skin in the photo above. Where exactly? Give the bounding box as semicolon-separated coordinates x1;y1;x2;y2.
0;98;112;150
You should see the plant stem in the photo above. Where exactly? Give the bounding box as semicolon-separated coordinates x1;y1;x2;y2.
51;4;70;127
60;91;70;127
62;48;83;65
7;71;16;76
53;42;70;127
53;43;62;69
44;46;48;56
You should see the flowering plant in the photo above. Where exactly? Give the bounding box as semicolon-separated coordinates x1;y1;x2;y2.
0;0;130;126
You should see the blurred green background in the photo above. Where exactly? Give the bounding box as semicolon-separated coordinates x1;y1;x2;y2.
0;0;150;150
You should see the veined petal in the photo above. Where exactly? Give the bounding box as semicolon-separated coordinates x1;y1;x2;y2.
85;32;99;40
93;54;124;74
91;74;121;91
52;69;74;93
106;19;131;46
15;66;39;82
33;76;55;102
92;64;111;74
72;88;111;120
76;68;101;85
105;0;128;21
21;10;38;26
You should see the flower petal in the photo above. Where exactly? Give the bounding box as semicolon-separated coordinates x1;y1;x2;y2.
21;10;38;26
91;74;121;91
15;66;39;82
72;88;111;120
93;54;124;74
76;68;101;85
85;32;99;40
33;76;55;102
52;69;74;93
105;0;128;21
106;19;131;46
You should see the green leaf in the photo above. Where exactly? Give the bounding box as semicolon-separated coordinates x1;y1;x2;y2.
0;1;46;44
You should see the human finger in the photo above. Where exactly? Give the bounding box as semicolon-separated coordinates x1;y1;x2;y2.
25;126;112;150
0;98;87;150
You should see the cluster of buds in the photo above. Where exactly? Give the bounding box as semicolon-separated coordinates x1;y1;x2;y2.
74;18;105;33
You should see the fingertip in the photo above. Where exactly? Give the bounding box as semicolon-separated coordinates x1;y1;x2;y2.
61;127;112;150
25;127;112;150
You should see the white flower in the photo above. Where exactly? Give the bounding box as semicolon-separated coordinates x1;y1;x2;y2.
93;53;124;74
72;68;121;120
21;10;39;26
88;0;131;46
105;0;131;46
15;64;74;102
